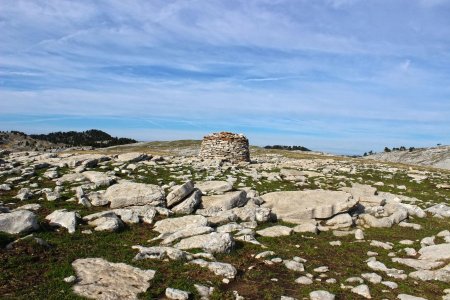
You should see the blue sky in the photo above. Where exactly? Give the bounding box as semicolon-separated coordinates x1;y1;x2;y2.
1;0;450;154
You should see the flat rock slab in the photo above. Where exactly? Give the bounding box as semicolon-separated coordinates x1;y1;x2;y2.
14;203;41;211
409;264;450;283
201;191;247;211
419;243;450;261
257;225;293;237
280;168;306;181
190;259;237;278
133;245;191;261
310;290;335;300
172;190;201;215
195;181;233;195
160;226;214;245
57;173;87;184
72;258;155;300
88;191;109;206
116;152;148;163
45;209;77;234
425;204;450;218
82;171;115;187
104;182;165;209
153;215;208;234
113;205;157;224
341;183;377;200
392;258;445;270
0;210;39;234
63;154;109;168
261;190;357;223
166;287;190;300
167;181;194;207
174;232;234;253
397;294;427;300
89;215;123;232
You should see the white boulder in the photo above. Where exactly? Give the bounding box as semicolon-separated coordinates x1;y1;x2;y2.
0;210;39;234
153;215;208;234
195;180;233;195
257;225;293;237
104;182;165;209
201;191;247;211
45;209;78;234
262;190;357;223
166;181;195;207
175;232;234;254
72;258;155;299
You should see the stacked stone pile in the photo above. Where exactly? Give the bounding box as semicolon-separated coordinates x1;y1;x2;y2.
199;132;250;162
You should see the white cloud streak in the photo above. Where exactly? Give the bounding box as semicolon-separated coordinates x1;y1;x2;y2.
0;0;449;153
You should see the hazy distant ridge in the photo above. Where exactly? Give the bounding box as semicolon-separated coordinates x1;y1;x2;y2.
366;145;450;170
30;129;137;148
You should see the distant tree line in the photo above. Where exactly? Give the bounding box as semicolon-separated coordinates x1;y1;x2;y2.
0;131;27;145
383;146;416;153
264;145;311;151
363;146;417;156
30;129;137;148
0;130;27;136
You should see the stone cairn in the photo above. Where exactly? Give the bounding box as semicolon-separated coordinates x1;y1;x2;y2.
199;132;250;162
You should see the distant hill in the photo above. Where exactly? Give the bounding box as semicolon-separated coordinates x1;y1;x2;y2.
365;145;450;170
30;129;137;148
264;145;311;151
0;131;63;151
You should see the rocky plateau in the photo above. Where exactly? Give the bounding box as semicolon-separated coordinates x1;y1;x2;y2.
0;140;449;300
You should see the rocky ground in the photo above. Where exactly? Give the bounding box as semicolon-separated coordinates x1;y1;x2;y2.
366;146;450;170
0;143;449;300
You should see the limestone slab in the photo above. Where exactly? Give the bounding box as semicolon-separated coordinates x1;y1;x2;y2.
201;191;247;211
174;232;234;253
45;209;77;234
82;171;115;187
0;210;39;234
116;152;148;163
153;215;208;234
195;180;233;195
172;190;201;214
167;181;194;207
104;182;165;209
257;225;293;237
419;243;450;261
72;258;155;300
261;190;357;223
